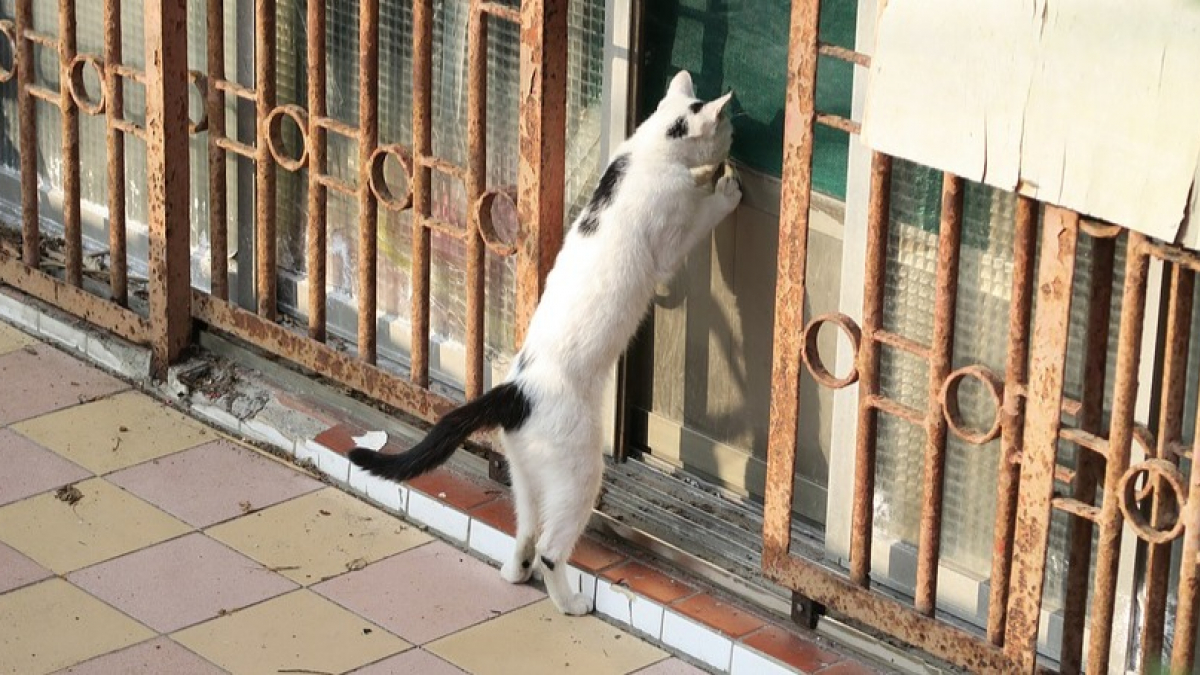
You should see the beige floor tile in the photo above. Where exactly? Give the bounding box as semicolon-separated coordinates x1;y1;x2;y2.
205;488;431;585
0;323;33;355
173;589;409;675
0;578;154;674
13;390;216;474
428;599;667;675
0;477;190;573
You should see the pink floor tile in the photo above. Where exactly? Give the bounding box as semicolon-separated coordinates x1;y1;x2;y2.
351;649;468;674
107;440;323;527
0;348;126;425
68;532;298;633
0;541;52;594
53;636;225;675
0;429;91;506
314;540;544;645
634;657;712;674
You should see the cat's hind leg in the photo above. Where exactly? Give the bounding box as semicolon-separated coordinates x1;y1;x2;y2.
499;441;540;584
534;437;604;616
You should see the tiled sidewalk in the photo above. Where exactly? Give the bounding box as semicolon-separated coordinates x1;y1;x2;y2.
0;320;882;675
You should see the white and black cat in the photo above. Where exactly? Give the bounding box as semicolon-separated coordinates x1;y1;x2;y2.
350;70;741;616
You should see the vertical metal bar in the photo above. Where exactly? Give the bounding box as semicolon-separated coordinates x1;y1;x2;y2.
59;0;81;287
1140;264;1193;672
1059;234;1116;674
410;0;432;387
15;0;38;267
762;0;819;566
849;151;892;587
103;0;128;304
1005;206;1080;672
914;172;962;615
255;0;276;319
144;0;193;376
1086;233;1150;672
206;0;228;300
357;0;378;363
515;0;567;344
1170;398;1200;672
464;3;487;399
987;195;1037;646
305;0;326;340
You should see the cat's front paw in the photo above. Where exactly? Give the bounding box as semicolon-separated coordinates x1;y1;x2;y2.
714;174;743;213
501;558;534;584
552;592;594;616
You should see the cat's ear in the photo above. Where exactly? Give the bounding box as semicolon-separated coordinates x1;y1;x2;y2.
707;91;734;113
666;70;695;99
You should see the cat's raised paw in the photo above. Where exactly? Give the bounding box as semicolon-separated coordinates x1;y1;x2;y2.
553;592;594;616
714;174;743;213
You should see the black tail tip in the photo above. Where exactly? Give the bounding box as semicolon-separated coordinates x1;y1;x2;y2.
348;447;384;473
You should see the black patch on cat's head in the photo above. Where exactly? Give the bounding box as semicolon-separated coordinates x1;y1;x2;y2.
575;153;630;237
540;556;556;571
666;116;689;139
688;100;705;114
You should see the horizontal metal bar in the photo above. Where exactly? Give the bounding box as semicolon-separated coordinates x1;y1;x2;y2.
111;117;146;140
424;216;469;238
27;84;61;105
212;77;257;101
192;290;456;426
1052;496;1101;523
312;114;360;139
816;112;860;135
1058;426;1109;459
1143;239;1200;271
1167;439;1193;461
314;172;358;196
873;329;932;359
1054;465;1076;485
215;136;256;159
0;255;150;343
418;155;467;181
110;62;146;84
479;1;520;22
22;29;57;47
866;394;925;425
818;42;870;67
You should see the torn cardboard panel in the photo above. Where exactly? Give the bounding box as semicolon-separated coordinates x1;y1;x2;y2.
862;0;1200;244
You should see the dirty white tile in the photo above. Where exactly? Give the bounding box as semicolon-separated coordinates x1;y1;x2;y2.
662;609;733;672
468;520;515;565
406;490;469;543
190;402;243;435
363;473;406;513
241;418;297;455
731;644;793;675
631;595;666;641
596;579;634;626
566;566;598;605
39;313;87;353
347;464;372;495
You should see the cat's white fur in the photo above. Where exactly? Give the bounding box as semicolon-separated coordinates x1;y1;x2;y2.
498;70;741;615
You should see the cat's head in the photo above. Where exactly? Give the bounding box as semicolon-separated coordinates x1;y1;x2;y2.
636;70;734;168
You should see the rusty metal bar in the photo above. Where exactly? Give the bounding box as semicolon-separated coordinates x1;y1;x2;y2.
314;173;357;195
1171;387;1200;671
1005;206;1080;672
763;550;1014;673
216;136;258;159
312;115;359;138
815;113;860;136
1139;264;1193;672
410;0;432;387
206;0;228;300
59;0;81;287
109;62;144;82
817;42;870;67
987;195;1036;646
193;291;455;423
849;151;892;587
111;117;146;139
357;0;379;364
761;0;819;567
1144;238;1200;272
866;394;924;425
255;0;277;319
464;2;487;399
144;0;193;376
1057;427;1110;458
104;0;128;305
1053;465;1075;485
1059;233;1117;673
914;172;962;615
27;84;62;104
872;329;931;359
0;256;151;341
1051;497;1101;522
23;29;57;47
419;155;468;180
305;0;326;341
15;0;37;266
480;1;521;23
1086;232;1149;672
515;0;567;343
213;78;257;100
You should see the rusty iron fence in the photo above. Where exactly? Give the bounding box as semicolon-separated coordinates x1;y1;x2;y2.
2;0;1200;672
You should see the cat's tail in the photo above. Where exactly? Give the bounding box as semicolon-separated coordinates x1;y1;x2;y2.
348;382;532;483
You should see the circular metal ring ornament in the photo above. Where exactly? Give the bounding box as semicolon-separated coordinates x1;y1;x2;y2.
800;313;862;389
67;54;106;115
368;144;414;212
188;70;209;134
1117;458;1187;545
475;187;520;257
940;365;1004;445
264;104;309;172
0;21;17;84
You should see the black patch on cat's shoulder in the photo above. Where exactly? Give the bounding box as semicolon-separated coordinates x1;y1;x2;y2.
666;116;689;139
575;153;629;237
540;556;556;571
688;100;704;114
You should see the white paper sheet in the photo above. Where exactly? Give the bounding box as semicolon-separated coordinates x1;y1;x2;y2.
862;0;1200;243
